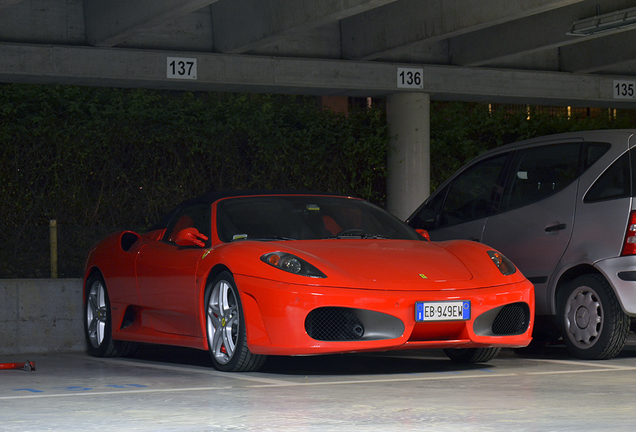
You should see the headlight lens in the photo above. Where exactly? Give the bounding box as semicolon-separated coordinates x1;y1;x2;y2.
487;250;517;276
261;252;327;278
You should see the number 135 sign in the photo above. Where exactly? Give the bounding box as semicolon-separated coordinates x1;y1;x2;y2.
614;80;635;99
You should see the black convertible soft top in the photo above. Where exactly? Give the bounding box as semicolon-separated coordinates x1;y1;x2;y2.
148;190;353;231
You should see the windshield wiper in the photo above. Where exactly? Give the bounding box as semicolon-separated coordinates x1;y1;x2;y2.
330;229;389;239
232;235;297;241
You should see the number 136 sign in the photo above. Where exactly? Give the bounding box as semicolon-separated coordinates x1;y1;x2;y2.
397;67;423;89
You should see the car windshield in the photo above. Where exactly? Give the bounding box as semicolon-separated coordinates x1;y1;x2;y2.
216;195;422;242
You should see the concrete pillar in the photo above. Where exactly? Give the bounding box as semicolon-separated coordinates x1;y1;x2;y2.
386;92;430;220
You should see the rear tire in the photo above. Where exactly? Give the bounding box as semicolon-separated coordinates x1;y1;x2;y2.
444;347;501;363
557;274;629;360
84;273;137;357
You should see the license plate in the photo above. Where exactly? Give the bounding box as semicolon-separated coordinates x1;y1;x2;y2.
415;301;470;322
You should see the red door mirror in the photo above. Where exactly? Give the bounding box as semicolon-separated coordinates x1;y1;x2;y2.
174;227;208;247
416;229;431;241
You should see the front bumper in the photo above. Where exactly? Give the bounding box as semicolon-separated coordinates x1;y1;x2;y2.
235;275;535;356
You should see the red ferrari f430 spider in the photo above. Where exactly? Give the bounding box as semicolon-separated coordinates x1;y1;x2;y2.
83;191;534;371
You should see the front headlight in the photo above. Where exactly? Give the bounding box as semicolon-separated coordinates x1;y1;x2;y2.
487;250;517;276
261;252;327;278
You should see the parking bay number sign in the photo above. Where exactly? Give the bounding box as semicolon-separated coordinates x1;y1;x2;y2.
614;80;636;99
397;67;423;89
167;57;197;80
416;300;470;321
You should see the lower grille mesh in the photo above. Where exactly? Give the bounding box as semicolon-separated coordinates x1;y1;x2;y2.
305;307;365;341
492;303;530;335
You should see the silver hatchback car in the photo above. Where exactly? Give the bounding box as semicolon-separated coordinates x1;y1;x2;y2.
407;130;636;360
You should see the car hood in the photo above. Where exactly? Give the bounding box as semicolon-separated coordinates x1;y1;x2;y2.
282;240;474;284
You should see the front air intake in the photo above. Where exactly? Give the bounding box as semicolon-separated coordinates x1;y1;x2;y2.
305;307;365;341
491;303;530;335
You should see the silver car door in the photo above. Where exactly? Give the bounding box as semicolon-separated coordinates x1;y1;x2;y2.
481;142;581;314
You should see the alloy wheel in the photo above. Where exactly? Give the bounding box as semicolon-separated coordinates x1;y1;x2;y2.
207;279;240;364
86;280;108;348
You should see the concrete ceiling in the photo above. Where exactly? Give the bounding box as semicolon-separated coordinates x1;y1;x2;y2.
2;0;636;107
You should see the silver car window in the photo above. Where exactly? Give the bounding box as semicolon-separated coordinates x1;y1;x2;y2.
501;143;581;211
585;150;631;203
437;153;509;227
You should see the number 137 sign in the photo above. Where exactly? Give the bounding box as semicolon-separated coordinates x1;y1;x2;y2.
167;57;197;80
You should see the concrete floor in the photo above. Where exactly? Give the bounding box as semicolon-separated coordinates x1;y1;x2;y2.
3;338;636;431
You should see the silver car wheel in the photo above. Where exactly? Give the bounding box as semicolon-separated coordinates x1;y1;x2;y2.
558;274;629;360
86;279;108;348
207;279;240;365
563;286;602;348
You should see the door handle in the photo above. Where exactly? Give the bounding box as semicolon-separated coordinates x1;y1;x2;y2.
545;223;567;233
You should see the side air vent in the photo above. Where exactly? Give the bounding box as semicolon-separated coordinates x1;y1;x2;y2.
120;231;140;252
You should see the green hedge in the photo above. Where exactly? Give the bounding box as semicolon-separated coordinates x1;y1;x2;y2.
0;84;388;277
430;103;636;190
1;84;634;277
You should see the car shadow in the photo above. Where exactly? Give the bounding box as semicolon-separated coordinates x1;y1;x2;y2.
128;343;215;368
127;344;498;376
124;335;636;375
260;351;493;376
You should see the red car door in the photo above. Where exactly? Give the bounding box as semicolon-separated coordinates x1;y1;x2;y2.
135;202;211;337
135;241;203;337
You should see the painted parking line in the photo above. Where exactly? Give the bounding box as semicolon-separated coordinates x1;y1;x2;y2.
1;371;520;401
245;372;521;388
4;364;632;402
524;357;636;370
6;351;636;402
5;360;636;402
0;386;235;401
87;356;293;386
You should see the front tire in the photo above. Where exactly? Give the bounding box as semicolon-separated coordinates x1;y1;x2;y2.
444;347;501;363
205;272;267;372
557;274;629;360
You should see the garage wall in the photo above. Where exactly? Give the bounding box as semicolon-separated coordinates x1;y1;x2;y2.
0;279;84;355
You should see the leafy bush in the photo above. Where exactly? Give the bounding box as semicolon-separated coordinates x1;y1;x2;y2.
0;84;388;277
430;103;636;190
1;84;633;278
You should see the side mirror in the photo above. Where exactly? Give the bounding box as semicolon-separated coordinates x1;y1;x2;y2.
416;229;431;241
174;227;209;247
419;208;437;222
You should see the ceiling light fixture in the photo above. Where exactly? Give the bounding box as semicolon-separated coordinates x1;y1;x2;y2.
568;6;636;36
